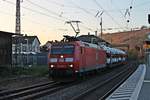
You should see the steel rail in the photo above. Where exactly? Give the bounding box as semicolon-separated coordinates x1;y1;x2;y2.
0;81;60;100
16;81;80;100
0;81;55;96
99;66;135;100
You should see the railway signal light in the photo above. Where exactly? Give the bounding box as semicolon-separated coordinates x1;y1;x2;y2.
148;14;150;24
143;40;150;49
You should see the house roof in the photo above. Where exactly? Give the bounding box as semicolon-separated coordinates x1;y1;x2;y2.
0;31;19;36
24;36;41;44
12;35;41;44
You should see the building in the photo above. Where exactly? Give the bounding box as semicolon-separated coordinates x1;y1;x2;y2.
12;35;41;54
0;31;13;66
103;29;150;50
12;35;41;65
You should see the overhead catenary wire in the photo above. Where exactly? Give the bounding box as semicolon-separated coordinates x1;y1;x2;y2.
2;0;65;22
46;0;65;7
26;0;70;21
110;0;126;20
0;9;56;32
0;6;139;33
93;0;127;30
110;0;133;30
70;0;94;16
26;0;94;32
44;0;76;8
0;0;69;34
64;0;130;32
47;0;128;14
46;0;142;14
69;0;104;32
2;0;94;32
0;9;132;33
69;0;100;22
131;0;135;7
2;0;149;33
2;0;150;17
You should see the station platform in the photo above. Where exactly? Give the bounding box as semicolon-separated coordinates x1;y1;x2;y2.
138;65;150;100
106;64;149;100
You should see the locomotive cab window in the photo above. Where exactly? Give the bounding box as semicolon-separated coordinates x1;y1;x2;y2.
51;44;74;54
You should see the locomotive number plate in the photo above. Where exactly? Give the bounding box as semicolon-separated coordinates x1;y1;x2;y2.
59;58;64;62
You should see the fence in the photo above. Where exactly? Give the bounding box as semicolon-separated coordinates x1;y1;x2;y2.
12;53;48;66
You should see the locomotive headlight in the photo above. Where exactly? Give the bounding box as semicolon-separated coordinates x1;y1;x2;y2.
50;65;54;68
69;64;73;68
60;55;64;58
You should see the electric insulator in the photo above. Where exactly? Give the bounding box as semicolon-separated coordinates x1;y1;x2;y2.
130;6;132;9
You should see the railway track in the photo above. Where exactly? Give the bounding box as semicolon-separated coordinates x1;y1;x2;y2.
0;90;3;92
0;63;137;100
0;81;64;100
70;64;137;100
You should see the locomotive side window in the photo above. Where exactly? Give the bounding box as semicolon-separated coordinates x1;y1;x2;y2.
80;47;84;54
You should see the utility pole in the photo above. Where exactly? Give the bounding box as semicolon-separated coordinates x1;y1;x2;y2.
95;11;103;39
146;14;150;66
16;0;21;34
100;17;103;38
66;21;81;37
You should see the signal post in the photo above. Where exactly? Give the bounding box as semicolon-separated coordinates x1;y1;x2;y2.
145;14;150;66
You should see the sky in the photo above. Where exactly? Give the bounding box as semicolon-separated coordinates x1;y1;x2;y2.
0;0;150;44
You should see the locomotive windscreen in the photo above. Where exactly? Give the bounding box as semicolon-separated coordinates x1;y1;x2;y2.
51;44;74;54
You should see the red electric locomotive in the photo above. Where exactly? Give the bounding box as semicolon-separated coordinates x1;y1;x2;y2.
48;35;107;80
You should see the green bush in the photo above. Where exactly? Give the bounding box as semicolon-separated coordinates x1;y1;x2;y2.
127;49;146;64
128;49;138;60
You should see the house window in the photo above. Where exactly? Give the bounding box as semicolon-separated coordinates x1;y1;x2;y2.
22;46;25;52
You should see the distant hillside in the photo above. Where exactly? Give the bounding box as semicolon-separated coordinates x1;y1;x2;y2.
102;29;150;50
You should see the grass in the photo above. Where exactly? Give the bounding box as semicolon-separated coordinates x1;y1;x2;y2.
0;65;49;78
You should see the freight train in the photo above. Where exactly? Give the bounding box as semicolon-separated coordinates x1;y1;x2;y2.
48;35;127;80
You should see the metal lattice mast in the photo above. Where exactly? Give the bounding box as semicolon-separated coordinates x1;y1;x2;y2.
15;0;21;34
15;0;23;66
